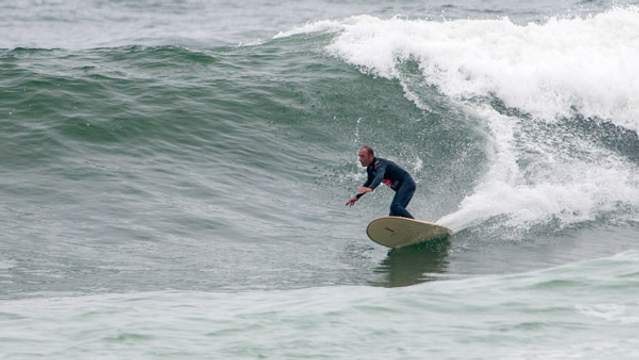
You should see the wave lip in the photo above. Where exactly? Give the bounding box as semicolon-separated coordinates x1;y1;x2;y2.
281;7;639;130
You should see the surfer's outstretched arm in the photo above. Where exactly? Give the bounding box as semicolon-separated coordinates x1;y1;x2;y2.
345;193;362;207
346;174;375;207
346;186;372;206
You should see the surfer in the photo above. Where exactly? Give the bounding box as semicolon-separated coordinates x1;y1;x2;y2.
345;145;416;219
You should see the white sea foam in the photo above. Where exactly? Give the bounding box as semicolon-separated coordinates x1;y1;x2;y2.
273;19;344;39
316;8;639;130
279;8;639;230
437;105;639;230
576;303;639;324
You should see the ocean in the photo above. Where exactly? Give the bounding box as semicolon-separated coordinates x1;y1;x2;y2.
2;0;639;358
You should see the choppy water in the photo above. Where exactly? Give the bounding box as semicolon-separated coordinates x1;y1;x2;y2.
2;0;639;358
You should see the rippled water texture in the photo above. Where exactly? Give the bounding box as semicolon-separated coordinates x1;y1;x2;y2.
2;1;639;358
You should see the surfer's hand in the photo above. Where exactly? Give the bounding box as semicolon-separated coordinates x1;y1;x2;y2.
345;197;358;207
357;186;372;194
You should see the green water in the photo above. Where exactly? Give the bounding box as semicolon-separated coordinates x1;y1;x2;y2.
3;1;639;358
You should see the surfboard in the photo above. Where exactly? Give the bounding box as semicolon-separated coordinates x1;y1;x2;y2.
366;216;452;249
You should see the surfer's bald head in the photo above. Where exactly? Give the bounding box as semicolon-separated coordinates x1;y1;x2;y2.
360;145;374;157
358;145;375;166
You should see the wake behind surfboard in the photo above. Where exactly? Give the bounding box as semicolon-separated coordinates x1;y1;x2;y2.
366;216;452;249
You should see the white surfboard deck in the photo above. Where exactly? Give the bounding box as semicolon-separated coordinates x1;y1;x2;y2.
366;216;452;249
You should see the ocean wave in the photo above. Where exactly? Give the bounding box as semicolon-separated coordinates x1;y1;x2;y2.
280;7;639;129
2;251;639;359
275;7;639;230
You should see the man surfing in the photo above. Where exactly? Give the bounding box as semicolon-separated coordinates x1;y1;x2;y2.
346;145;416;219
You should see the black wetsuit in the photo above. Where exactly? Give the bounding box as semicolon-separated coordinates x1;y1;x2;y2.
362;157;416;219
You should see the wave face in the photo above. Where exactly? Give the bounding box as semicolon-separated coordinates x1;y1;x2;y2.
2;6;639;295
281;8;639;231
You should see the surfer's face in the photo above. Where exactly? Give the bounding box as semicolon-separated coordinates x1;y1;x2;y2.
358;148;373;167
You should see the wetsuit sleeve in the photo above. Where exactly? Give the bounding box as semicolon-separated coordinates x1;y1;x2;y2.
367;161;387;190
363;171;372;188
357;168;374;199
